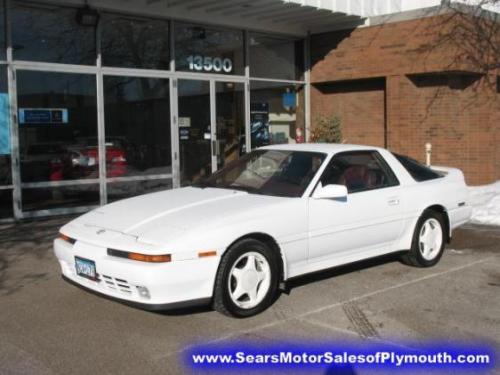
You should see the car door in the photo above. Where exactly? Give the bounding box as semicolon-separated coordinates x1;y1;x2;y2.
307;150;406;264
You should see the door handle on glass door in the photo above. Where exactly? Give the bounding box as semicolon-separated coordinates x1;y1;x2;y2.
387;197;400;206
212;140;221;156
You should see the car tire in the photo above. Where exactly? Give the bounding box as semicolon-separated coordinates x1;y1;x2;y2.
213;238;280;318
401;209;446;267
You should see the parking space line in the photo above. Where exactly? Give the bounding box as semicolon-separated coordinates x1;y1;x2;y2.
155;256;495;361
300;256;495;318
296;318;419;351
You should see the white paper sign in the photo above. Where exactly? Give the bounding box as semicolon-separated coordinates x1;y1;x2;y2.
179;117;191;128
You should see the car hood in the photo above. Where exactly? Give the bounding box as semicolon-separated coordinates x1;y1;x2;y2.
70;187;286;242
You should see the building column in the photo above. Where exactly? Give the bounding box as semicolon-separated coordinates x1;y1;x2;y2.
385;75;401;151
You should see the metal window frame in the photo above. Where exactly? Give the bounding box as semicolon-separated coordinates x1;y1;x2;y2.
0;1;12;222
5;0;22;219
2;0;310;220
96;15;107;207
244;29;251;154
304;30;311;142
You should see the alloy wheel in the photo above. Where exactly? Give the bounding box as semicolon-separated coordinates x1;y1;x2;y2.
227;251;271;309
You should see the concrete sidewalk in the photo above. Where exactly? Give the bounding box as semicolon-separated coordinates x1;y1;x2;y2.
0;218;499;374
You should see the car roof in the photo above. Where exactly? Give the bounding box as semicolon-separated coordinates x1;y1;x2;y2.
259;143;384;155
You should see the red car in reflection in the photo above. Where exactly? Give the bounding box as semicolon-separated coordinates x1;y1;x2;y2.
49;145;128;181
83;145;127;178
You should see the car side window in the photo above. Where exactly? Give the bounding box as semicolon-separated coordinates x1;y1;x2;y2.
320;151;399;193
392;153;443;182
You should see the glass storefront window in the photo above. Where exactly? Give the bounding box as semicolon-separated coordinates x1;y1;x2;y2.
11;2;96;65
107;179;172;203
0;65;10;186
101;14;169;70
2;4;312;217
250;81;305;149
249;33;304;81
21;184;100;211
0;0;5;60
175;23;244;75
17;71;98;183
0;189;13;218
103;76;171;178
0;54;11;218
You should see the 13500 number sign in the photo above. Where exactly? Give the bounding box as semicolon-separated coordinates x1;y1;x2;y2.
187;55;233;73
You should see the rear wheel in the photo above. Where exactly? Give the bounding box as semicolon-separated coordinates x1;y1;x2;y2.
402;210;446;267
213;238;279;318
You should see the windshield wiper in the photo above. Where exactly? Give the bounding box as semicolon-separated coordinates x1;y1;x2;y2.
223;184;263;194
192;180;214;188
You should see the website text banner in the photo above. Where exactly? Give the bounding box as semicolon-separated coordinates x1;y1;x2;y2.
185;340;496;373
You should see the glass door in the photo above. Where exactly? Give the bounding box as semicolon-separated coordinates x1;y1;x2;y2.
177;79;246;186
178;79;212;186
215;81;245;169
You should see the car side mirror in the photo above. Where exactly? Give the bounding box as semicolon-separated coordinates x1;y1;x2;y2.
312;184;348;199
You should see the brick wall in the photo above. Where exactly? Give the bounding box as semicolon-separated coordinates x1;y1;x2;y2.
310;14;500;185
311;79;385;147
386;74;498;184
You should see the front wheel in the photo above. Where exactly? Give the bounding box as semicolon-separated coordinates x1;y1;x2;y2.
402;210;446;267
213;239;279;318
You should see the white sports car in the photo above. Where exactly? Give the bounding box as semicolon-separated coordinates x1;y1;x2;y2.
54;144;471;317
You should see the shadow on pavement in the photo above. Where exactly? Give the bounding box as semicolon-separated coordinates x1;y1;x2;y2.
0;215;75;296
286;253;403;291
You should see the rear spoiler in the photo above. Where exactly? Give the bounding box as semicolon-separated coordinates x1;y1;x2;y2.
429;165;465;181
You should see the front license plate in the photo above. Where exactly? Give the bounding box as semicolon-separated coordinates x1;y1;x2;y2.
75;256;97;281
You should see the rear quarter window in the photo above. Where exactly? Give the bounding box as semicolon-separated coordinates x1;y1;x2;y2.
393;153;443;182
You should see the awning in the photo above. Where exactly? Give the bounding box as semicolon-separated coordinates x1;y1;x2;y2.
66;0;368;35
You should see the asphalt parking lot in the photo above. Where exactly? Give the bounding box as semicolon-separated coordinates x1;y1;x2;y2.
0;217;499;375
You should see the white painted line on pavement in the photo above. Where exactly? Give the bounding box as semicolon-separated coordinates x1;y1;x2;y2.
156;256;496;360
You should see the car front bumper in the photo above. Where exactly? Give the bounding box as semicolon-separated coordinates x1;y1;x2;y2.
54;238;219;309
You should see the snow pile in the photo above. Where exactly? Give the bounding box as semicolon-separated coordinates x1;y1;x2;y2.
468;181;500;226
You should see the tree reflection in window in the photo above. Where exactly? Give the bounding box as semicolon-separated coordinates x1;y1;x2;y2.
11;2;96;65
101;14;170;70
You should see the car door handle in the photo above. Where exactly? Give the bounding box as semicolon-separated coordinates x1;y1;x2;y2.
387;197;400;206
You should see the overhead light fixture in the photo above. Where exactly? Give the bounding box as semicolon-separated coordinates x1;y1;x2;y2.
76;5;99;27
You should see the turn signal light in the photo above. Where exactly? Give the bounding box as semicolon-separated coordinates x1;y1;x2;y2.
58;233;76;245
107;248;171;263
128;253;171;263
198;250;217;258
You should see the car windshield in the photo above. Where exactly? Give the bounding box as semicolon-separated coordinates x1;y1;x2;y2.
194;149;326;197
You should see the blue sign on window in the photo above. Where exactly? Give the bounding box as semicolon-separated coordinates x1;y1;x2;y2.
282;92;296;109
19;108;69;124
0;93;10;155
